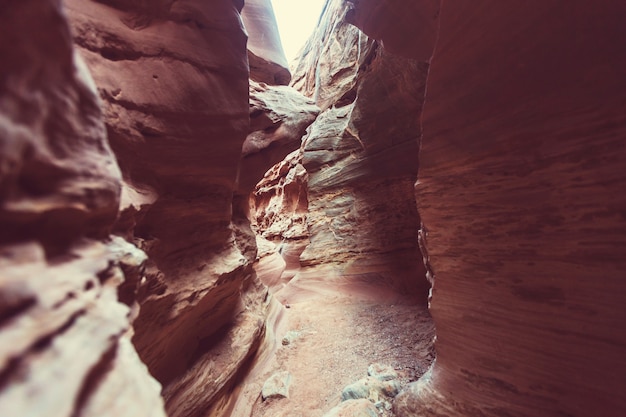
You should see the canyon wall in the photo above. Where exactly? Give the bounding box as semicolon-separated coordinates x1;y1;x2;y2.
274;0;431;301
1;0;309;416
64;2;268;416
3;1;626;417
0;1;165;416
369;1;626;417
242;0;291;85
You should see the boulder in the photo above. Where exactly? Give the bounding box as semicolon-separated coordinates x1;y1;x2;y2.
261;371;292;400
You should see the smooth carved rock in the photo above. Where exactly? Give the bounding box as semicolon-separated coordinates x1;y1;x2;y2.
344;0;440;60
65;2;272;417
393;1;626;417
0;0;121;253
241;0;291;84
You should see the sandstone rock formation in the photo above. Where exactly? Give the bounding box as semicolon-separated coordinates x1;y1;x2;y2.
286;0;430;301
254;1;626;416
252;150;310;291
322;399;378;417
238;54;318;298
3;0;626;417
64;2;270;416
393;2;626;417
242;0;291;85
3;0;306;415
0;1;164;416
239;81;318;199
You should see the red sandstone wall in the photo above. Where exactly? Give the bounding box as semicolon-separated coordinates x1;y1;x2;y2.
397;1;626;416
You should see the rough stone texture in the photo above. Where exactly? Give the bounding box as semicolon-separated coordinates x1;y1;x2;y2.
6;2;626;417
0;239;165;417
0;1;165;416
64;1;272;416
394;1;626;417
367;363;398;381
252;150;311;289
241;0;291;85
239;81;318;197
288;0;430;300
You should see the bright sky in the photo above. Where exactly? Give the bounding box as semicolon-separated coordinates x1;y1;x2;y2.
271;0;327;62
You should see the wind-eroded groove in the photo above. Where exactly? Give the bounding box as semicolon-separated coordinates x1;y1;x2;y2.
74;38;247;79
0;309;86;391
70;343;118;417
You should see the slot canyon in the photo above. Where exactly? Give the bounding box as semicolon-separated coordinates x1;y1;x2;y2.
1;0;625;416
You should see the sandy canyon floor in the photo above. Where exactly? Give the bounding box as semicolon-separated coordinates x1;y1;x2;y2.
232;258;436;417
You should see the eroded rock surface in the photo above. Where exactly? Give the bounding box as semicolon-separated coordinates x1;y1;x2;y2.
323;399;378;417
252;150;311;291
0;2;164;416
242;0;291;84
64;1;280;416
287;0;430;301
394;1;626;417
4;1;626;417
239;81;319;198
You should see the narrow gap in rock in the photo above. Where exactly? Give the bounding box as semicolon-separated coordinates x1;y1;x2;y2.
270;0;328;63
232;2;437;415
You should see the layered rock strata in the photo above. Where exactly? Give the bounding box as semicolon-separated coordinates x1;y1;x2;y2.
2;0;315;414
394;1;626;417
252;149;311;291
4;1;626;417
0;1;164;416
64;2;269;415
239;81;318;199
287;0;430;300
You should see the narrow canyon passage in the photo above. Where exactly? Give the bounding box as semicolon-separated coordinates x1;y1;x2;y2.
2;1;626;417
229;0;438;409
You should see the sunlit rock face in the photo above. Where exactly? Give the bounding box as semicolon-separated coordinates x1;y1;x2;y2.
64;1;271;416
384;1;626;417
0;1;164;416
239;81;319;199
241;83;318;296
241;0;291;85
285;0;430;301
